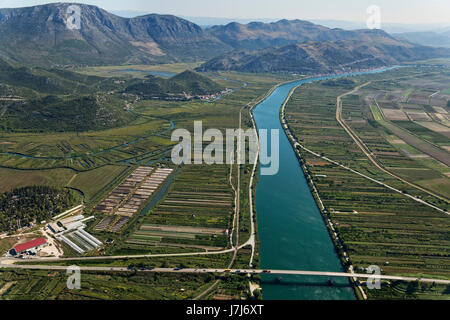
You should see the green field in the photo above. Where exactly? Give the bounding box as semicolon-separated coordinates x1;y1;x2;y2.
67;165;131;201
4;62;449;300
369;104;383;121
76;62;203;79
0;269;218;300
0;70;283;300
285;65;450;299
0;167;75;193
441;88;450;95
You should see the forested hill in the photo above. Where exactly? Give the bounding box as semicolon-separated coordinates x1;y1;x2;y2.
124;70;224;98
0;57;114;96
2;95;136;133
0;186;81;232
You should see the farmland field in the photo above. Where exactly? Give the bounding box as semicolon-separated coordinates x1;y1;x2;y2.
0;167;75;193
68;165;131;201
393;121;450;146
125;164;233;251
4;60;450;301
0;70;283;300
0;269;223;300
284;65;450;299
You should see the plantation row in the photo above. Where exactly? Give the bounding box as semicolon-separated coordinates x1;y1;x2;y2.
128;164;233;251
285;69;450;299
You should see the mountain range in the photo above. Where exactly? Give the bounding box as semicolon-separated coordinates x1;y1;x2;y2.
197;33;450;74
0;3;449;73
0;3;229;66
206;20;404;51
394;32;450;48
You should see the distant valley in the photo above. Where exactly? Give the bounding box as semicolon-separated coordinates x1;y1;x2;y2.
1;2;450;131
0;57;224;132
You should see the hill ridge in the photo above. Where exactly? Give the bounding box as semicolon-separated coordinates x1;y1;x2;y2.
0;2;230;66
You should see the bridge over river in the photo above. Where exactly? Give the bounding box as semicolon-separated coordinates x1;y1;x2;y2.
1;261;448;285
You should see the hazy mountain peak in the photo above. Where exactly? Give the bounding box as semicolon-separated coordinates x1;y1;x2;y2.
0;2;229;66
207;18;394;51
0;2;447;70
198;36;450;74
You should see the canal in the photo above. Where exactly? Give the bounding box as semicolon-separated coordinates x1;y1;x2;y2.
252;68;396;300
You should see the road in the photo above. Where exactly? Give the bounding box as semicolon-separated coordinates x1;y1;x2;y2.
280;82;450;296
2;79;448;298
0;98;23;101
245;105;258;266
1;262;448;285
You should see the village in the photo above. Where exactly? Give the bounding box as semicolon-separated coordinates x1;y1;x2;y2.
138;88;234;102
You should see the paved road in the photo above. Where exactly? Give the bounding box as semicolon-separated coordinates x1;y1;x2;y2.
1;248;237;264
1;262;448;285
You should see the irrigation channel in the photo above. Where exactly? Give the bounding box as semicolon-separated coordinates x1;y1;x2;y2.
252;67;397;300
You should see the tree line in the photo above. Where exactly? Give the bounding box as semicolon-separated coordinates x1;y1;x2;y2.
0;186;80;232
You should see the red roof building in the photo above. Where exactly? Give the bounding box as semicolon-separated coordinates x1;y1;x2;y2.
12;238;47;254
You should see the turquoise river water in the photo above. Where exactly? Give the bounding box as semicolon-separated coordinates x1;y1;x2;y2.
252;67;397;300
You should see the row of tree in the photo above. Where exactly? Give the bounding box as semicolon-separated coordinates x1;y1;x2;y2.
0;186;80;232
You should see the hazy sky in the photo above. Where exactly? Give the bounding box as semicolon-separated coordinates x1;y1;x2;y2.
1;0;450;24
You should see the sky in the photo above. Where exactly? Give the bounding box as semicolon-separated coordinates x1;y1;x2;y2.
1;0;450;24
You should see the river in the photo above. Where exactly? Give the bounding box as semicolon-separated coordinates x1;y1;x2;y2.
252;67;397;300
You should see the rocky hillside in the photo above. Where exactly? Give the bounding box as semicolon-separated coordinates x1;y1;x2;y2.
207;19;402;51
2;94;135;132
0;57;110;95
0;3;230;66
1;3;449;74
198;37;450;74
395;32;450;48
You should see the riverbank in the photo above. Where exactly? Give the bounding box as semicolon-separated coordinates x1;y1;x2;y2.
252;79;355;300
251;67;398;300
279;85;366;300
